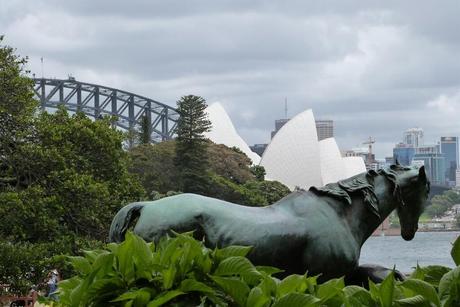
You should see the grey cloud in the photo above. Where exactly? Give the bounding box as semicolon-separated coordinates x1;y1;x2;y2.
2;0;460;158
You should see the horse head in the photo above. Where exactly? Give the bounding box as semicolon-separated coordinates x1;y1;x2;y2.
390;165;430;241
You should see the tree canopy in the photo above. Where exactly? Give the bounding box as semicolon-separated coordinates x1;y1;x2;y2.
0;108;145;242
0;38;148;293
129;140;290;206
174;95;212;194
0;38;290;294
0;35;37;189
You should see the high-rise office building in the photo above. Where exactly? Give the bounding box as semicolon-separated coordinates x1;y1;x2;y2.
412;145;446;185
315;120;334;141
250;144;268;156
271;119;290;139
403;128;424;147
271;118;334;141
456;169;460;188
393;143;416;166
440;136;459;186
393;127;423;167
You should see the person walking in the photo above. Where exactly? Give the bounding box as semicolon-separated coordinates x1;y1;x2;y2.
46;269;59;300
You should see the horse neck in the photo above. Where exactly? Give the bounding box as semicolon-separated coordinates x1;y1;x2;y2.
348;175;398;246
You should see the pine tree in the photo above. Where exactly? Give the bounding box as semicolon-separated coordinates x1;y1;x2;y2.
174;95;212;194
138;114;151;144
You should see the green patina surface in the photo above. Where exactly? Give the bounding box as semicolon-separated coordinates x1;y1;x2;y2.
110;165;429;281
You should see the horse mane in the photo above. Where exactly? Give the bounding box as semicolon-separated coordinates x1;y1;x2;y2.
309;165;408;219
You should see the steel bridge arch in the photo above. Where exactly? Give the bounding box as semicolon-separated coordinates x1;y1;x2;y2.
33;78;179;142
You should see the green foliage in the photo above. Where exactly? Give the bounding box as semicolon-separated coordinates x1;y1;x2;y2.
56;234;460;307
207;143;255;184
0;41;146;292
0;237;103;296
129;140;290;205
129;141;178;195
0;108;145;242
174;95;212;194
207;174;265;206
243;180;291;205
425;189;460;218
451;237;460;266
0;36;37;189
138;115;151;145
250;165;266;181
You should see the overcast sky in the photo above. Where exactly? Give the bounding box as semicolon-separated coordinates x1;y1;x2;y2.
2;0;459;158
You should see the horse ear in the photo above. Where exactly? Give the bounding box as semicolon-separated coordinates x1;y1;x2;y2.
418;165;427;182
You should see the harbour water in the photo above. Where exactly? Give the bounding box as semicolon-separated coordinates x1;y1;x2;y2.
360;231;460;273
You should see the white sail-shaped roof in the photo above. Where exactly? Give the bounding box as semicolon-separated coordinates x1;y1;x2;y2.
260;109;322;190
205;102;261;164
319;137;347;185
343;156;367;178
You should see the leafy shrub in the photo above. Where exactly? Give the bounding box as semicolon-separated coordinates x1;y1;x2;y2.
0;236;104;296
54;233;460;306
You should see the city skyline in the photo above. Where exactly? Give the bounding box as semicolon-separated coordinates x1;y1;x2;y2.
2;1;460;158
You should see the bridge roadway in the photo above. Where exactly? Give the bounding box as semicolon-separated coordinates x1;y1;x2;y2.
33;78;179;142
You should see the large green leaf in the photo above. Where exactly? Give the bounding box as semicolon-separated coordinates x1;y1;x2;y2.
305;275;319;295
83;249;107;263
179;279;215;294
69;267;100;306
246;286;271;307
396;294;428;306
368;279;380;302
161;266;177;290
410;264;425;280
68;256;92;275
128;233;154;280
147;290;185;307
256;266;284;276
214;245;253;260
91;253;115;278
214;256;259;277
210;275;250;306
438;266;460;307
400;279;440;307
87;277;126;305
111;287;152;306
116;231;137;282
342;285;374;306
276;274;308;298
258;274;278;297
57;276;82;306
158;237;182;266
272;293;320;307
451;236;460;266
379;271;395;307
411;265;452;287
316;277;344;303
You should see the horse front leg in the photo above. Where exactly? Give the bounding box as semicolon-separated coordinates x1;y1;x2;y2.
344;264;406;288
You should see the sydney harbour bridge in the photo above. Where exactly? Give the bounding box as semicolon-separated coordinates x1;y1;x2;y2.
33;77;179;142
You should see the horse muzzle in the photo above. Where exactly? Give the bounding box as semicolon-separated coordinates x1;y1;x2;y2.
401;225;417;241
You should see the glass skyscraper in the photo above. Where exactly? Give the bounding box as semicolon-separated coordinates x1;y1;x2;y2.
412;145;446;185
393;143;416;166
440;136;459;185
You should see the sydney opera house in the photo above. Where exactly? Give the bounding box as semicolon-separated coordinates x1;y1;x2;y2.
205;103;366;190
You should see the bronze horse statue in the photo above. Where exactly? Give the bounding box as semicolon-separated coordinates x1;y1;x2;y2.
109;165;429;281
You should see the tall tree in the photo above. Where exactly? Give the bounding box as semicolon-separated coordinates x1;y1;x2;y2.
0;36;37;189
0;108;146;242
138;114;151;144
174;95;211;194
